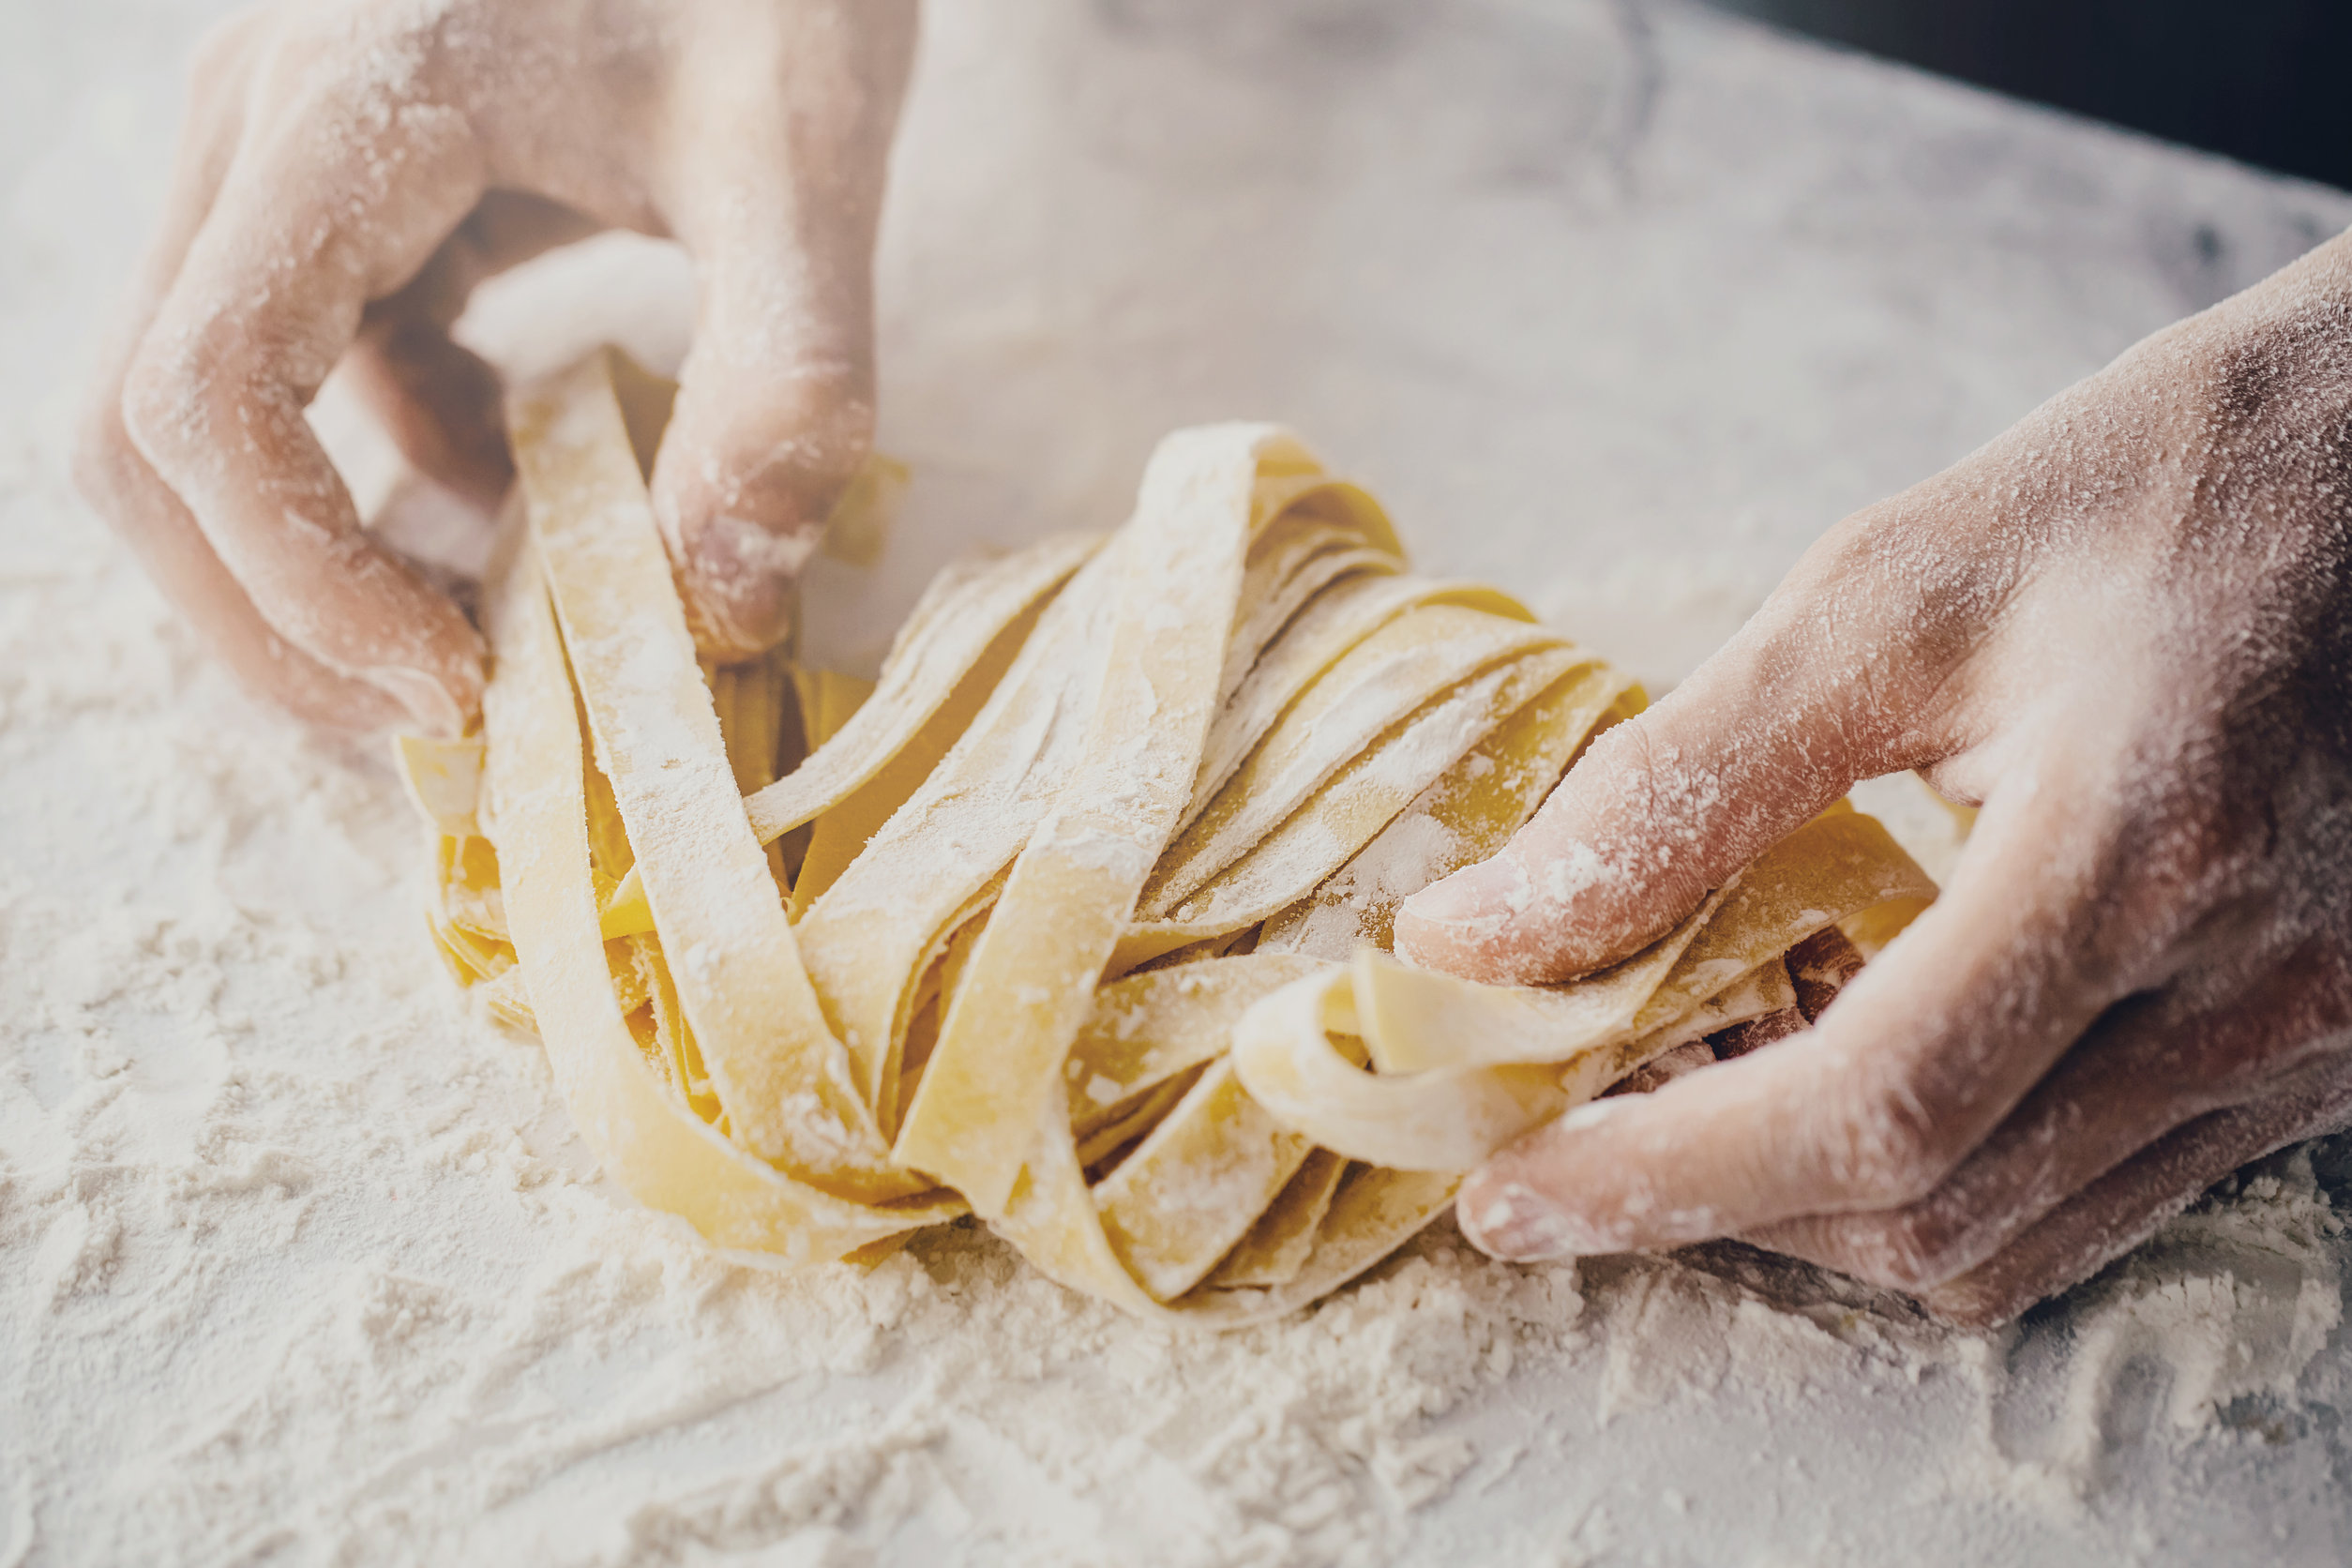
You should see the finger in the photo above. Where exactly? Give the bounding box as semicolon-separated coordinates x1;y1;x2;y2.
349;284;511;507
647;0;917;658
1746;936;2352;1294
1395;489;2000;986
76;8;405;730
342;192;602;506
1919;1056;2352;1327
1454;759;2140;1259
120;47;490;735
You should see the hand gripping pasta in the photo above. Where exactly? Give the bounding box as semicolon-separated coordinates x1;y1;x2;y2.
400;349;1938;1323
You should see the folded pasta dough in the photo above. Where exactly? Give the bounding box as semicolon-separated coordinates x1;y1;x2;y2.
400;347;1938;1324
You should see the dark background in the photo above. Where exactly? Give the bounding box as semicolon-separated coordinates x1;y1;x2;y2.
1708;0;2352;191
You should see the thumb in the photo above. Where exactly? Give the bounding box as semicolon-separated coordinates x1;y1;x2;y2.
649;4;912;660
1395;520;1947;985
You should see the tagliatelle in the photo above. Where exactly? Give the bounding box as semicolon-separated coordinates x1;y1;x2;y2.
401;348;1938;1323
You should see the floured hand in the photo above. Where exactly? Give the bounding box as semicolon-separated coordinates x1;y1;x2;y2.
77;0;915;733
1396;227;2352;1325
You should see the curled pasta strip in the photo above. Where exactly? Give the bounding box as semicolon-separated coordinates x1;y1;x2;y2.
400;349;1937;1323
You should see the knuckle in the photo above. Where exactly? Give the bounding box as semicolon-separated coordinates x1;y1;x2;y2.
1584;716;1688;844
119;331;207;468
1564;722;1709;897
120;315;291;475
1778;497;1913;619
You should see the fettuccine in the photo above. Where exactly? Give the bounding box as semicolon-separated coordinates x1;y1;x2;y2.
401;349;1936;1324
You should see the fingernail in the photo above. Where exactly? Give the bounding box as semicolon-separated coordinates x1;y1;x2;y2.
681;513;814;655
365;665;464;738
1457;1177;1604;1261
1558;1097;1625;1135
1400;856;1525;937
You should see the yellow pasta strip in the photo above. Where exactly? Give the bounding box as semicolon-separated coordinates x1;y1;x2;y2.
896;427;1340;1215
1232;969;1575;1173
820;452;909;568
1207;1148;1349;1289
1184;577;1543;841
1625;956;1797;1059
789;573;1069;919
594;531;1102;940
508;352;907;1201
796;669;876;751
1146;611;1580;916
395;734;485;837
1093;1059;1318;1302
476;527;960;1260
1109;646;1598;972
797;545;1131;1118
1064;954;1331;1124
1230;813;1937;1171
748;532;1101;845
1259;662;1643;959
1220;520;1394;702
403;363;1941;1327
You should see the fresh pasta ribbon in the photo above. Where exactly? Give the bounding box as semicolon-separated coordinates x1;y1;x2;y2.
399;348;1937;1323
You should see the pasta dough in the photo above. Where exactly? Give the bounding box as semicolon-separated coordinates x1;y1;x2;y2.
402;348;1937;1324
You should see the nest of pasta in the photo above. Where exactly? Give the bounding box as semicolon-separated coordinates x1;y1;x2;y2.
400;349;1936;1325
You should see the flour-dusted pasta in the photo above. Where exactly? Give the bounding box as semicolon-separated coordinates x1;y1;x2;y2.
400;349;1937;1323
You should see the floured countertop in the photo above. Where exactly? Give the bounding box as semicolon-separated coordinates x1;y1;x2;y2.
7;2;2352;1563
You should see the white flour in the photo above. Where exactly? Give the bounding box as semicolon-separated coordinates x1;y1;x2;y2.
10;0;2352;1563
8;345;2350;1568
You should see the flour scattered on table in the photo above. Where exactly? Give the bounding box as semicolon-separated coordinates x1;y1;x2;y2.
14;0;2352;1560
9;435;2349;1568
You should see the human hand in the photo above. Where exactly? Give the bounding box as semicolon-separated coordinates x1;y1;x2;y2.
77;0;915;733
1395;230;2352;1324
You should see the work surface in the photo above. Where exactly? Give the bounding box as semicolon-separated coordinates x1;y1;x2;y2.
8;2;2352;1563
